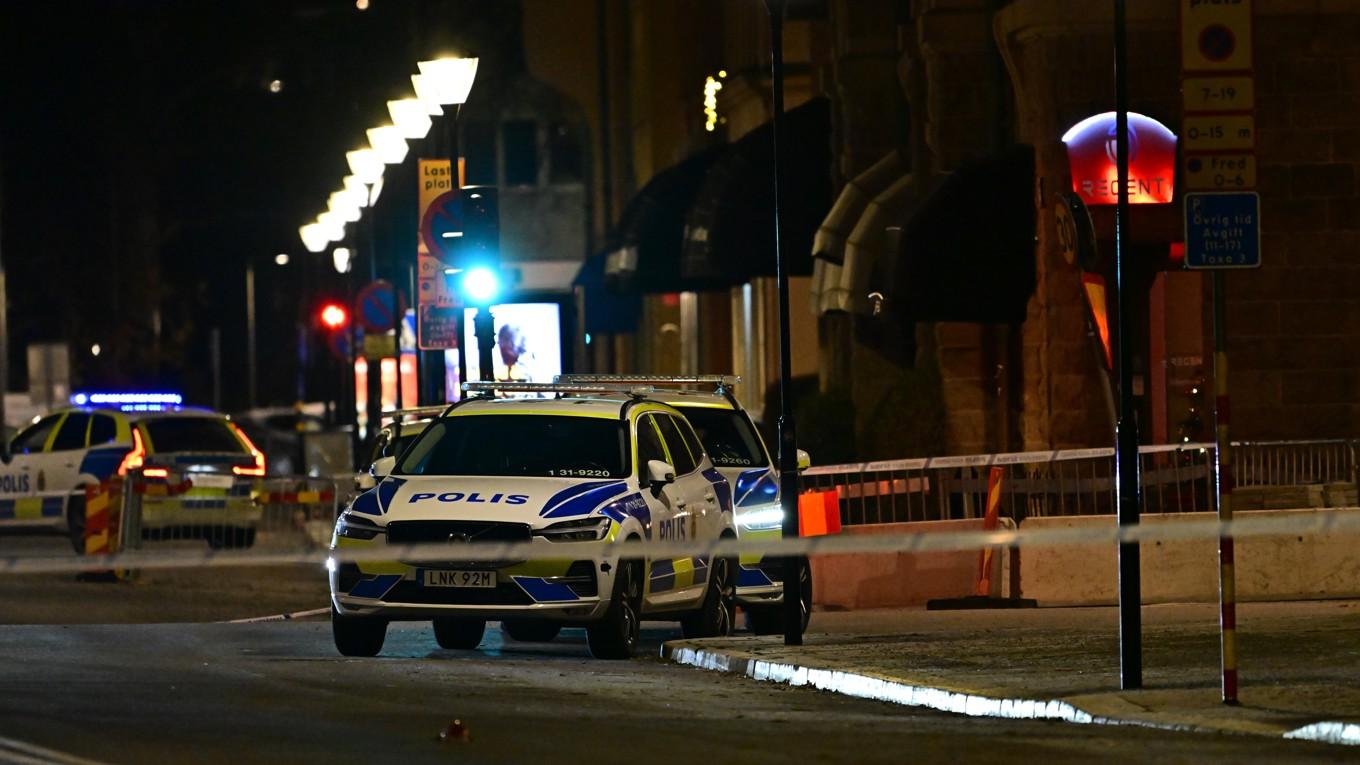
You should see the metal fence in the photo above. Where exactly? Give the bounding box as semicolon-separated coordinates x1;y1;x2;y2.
801;440;1360;527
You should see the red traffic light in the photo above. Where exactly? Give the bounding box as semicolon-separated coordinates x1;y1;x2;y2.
319;303;349;330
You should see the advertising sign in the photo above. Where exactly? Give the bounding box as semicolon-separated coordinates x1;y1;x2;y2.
1061;112;1177;206
461;303;563;386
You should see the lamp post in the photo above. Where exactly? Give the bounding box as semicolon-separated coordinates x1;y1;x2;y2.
413;56;479;400
763;0;804;646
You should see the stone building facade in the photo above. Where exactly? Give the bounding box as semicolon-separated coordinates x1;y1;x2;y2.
521;0;1360;457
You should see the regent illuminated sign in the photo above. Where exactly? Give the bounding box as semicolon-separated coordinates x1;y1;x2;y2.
1062;112;1177;205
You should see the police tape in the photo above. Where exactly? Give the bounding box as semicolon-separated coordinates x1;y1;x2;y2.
2;508;1359;575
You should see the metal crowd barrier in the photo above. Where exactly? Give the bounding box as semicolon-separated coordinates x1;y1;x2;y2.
801;439;1360;527
86;468;345;558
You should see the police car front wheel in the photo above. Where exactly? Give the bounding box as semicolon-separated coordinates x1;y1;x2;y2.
587;557;642;659
433;617;486;650
332;606;387;657
680;556;736;639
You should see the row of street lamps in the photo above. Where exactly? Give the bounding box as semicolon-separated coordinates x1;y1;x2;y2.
289;55;478;455
297;56;479;258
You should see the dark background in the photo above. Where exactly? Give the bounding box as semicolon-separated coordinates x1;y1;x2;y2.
0;0;521;411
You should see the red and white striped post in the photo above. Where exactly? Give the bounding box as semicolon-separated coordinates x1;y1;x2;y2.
1213;271;1239;705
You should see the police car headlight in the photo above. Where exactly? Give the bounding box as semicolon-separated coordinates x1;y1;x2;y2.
336;511;385;541
535;517;611;542
738;505;784;531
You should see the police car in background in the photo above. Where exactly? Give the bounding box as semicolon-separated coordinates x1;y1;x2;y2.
329;381;738;660
0;393;266;551
559;375;812;636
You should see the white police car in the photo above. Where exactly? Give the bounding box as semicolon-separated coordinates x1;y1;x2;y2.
329;382;738;659
559;375;812;636
0;393;266;551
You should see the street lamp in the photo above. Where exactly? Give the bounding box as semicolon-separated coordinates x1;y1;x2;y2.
346;149;385;185
367;126;409;165
416;57;479;106
328;192;361;223
316;211;347;242
299;223;329;254
387;98;432;140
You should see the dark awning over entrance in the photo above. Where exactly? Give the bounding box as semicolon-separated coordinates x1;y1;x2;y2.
896;145;1036;323
604;147;726;293
682;97;833;286
574;252;641;333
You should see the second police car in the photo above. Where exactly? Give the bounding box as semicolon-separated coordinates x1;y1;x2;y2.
559;375;812;636
329;382;739;659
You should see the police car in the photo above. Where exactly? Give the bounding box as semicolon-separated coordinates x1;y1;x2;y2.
329;382;738;660
0;393;266;551
559;375;812;636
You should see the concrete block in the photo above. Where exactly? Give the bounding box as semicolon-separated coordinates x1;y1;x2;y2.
1019;508;1360;605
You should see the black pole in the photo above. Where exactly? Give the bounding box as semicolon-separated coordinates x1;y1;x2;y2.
475;307;495;382
1113;0;1142;689
364;215;382;449
765;0;803;647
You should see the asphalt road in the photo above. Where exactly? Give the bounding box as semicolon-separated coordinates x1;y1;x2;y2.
0;620;1351;765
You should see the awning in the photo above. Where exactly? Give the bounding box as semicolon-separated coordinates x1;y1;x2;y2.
682;97;833;286
811;150;907;315
574;252;641;333
895;145;1037;324
604;147;726;293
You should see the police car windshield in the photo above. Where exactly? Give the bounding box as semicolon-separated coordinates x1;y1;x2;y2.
395;415;629;478
672;406;768;468
142;417;247;454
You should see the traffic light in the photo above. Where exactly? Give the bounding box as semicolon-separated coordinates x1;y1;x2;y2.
319;302;349;330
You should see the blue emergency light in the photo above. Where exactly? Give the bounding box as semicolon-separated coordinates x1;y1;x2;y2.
70;392;184;410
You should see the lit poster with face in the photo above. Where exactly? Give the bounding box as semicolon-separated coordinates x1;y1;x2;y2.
463;303;563;386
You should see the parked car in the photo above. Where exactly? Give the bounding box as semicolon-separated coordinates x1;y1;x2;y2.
329;381;738;659
0;393;265;551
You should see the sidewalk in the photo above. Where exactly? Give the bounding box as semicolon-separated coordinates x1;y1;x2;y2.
660;600;1360;746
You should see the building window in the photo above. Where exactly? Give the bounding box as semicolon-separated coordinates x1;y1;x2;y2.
548;123;583;184
463;122;497;186
502;120;539;186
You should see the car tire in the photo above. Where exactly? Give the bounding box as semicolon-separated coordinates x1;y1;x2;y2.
501;619;563;643
66;494;87;555
744;557;813;636
433;617;486;650
332;605;387;657
587;557;641;660
680;555;736;639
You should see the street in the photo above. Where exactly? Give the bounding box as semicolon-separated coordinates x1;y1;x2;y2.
0;618;1351;764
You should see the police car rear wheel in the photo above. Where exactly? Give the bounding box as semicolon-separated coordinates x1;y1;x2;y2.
587;558;641;659
745;557;812;636
680;556;736;639
331;605;387;657
502;619;562;642
433;617;486;650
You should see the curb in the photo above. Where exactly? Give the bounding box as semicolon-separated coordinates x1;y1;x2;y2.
225;607;329;624
659;640;1359;747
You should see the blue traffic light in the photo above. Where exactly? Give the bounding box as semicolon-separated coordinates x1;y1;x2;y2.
461;267;500;305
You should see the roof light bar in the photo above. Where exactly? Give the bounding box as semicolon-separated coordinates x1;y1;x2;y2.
72;392;184;407
554;374;741;389
463;381;655;397
381;405;452;423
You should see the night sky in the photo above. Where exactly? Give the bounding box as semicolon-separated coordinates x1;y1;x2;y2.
0;0;516;410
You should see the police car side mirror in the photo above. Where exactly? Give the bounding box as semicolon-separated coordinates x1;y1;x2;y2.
372;456;397;479
645;460;675;495
355;472;377;491
797;449;811;471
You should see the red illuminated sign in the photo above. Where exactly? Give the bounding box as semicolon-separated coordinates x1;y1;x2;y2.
1063;112;1177;206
